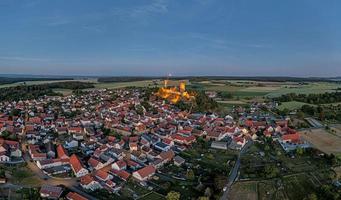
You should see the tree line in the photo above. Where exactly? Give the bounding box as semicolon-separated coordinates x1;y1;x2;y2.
273;92;341;104
0;81;94;101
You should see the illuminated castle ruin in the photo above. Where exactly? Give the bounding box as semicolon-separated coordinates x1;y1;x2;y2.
156;80;195;103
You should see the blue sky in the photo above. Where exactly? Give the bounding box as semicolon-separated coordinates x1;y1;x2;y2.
0;0;340;76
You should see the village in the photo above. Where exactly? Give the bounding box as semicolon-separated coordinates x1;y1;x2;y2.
0;85;318;199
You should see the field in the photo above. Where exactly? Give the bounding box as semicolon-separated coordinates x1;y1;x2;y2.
95;79;189;89
191;80;341;99
232;173;326;200
282;173;317;200
300;128;341;155
258;180;287;200
277;101;314;111
229;181;258;200
330;124;341;137
0;79;97;88
52;88;73;96
1;78;340;100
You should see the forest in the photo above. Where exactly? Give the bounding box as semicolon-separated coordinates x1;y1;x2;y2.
0;77;72;85
0;81;94;101
273;92;341;104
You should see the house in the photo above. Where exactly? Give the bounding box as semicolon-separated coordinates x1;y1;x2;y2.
70;154;89;177
95;169;113;182
28;144;47;161
111;160;126;171
211;141;228;150
154;142;170;152
129;143;138;151
65;139;78;149
45;142;55;158
57;144;69;159
132;165;156;182
66;192;88;200
56;126;68;135
110;169;130;181
80;174;102;191
174;155;185;166
88;157;104;170
126;160;140;170
282;133;300;143
73;132;84;141
37;158;65;169
39;185;63;199
0;152;9;162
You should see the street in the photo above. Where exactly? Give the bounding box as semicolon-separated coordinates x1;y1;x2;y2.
220;141;253;200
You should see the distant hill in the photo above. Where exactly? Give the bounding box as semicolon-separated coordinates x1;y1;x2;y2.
0;76;74;85
98;76;340;83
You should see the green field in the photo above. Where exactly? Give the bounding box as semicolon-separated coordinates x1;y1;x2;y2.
277;101;314;111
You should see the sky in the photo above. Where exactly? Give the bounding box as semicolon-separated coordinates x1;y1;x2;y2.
0;0;341;77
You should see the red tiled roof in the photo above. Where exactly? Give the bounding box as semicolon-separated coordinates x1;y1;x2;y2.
66;192;88;200
135;165;155;179
40;185;63;198
111;169;130;180
88;157;101;168
57;144;68;159
113;160;126;169
95;169;109;180
70;154;84;173
282;133;300;142
80;174;94;185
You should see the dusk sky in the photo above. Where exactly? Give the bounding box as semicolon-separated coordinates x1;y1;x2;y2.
0;0;340;77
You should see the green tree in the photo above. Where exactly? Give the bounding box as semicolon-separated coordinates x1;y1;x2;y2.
186;169;195;181
166;191;181;200
296;147;304;156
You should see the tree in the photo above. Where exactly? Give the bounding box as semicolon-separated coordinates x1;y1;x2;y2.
186;169;195;181
166;191;180;200
304;193;318;200
296;147;304;156
204;187;212;197
264;165;280;178
198;197;209;200
297;111;305;119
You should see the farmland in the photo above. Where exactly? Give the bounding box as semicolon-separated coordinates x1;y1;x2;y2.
229;181;258;200
299;128;341;155
190;80;341;100
0;78;339;100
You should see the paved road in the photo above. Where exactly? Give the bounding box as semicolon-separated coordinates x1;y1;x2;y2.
20;145;97;200
220;141;253;200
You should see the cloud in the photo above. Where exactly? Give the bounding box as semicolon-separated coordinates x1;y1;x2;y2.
0;56;50;62
188;32;271;49
130;0;169;17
